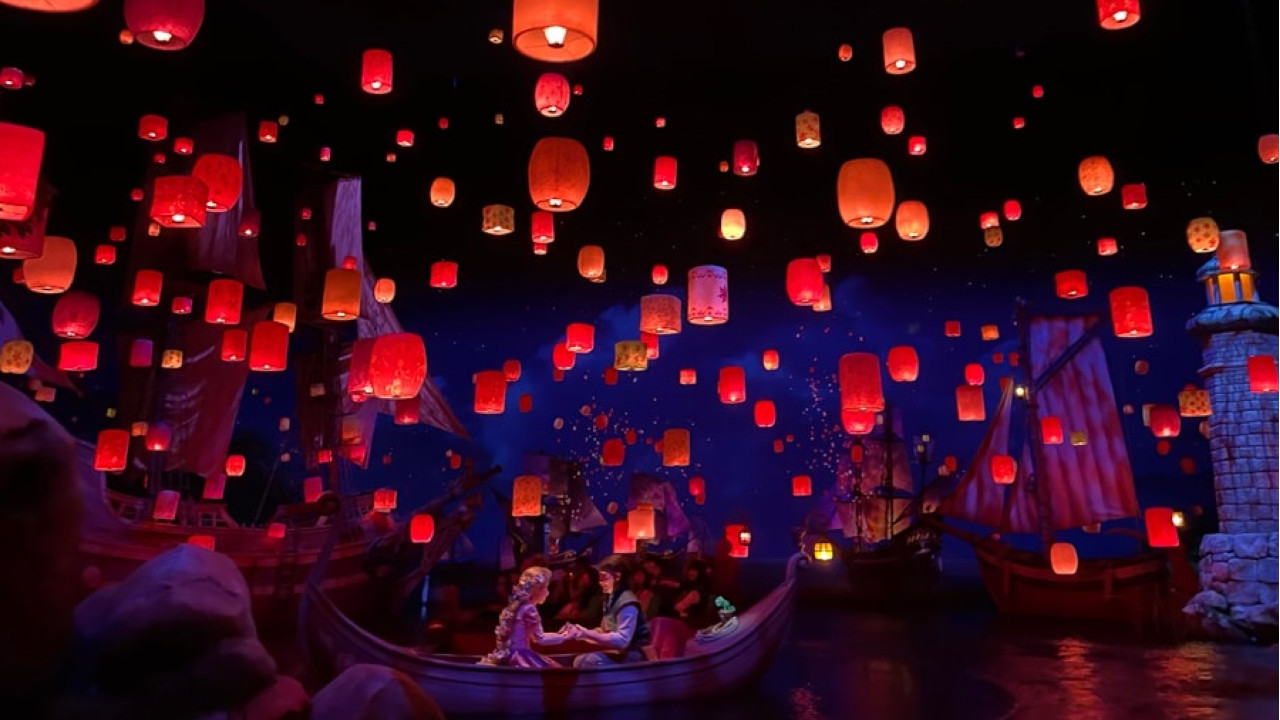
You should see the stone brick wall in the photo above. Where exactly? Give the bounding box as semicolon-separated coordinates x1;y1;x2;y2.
1201;330;1279;533
1190;532;1279;639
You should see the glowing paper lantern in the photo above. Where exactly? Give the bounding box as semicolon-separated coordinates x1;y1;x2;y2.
1177;387;1211;417
270;302;297;333
502;359;522;382
237;208;261;238
1050;543;1079;575
1248;355;1278;393
838;44;853;61
138;114;168;140
720;209;746;240
963;363;985;387
552;342;576;371
981;325;999;341
429;178;456;207
653;156;678;189
990;454;1016;484
1144;507;1180;548
860;232;879;254
662;428;691;466
627;505;656;540
894;200;929;240
882;27;916;74
732;140;759;176
322;267;361;320
474;370;507;414
374;278;396;304
205;278;243;324
51;291;99;338
786;258;824;306
1078;156;1114;195
151;175;209;228
23;235;76;294
192;154;242;212
1259;135;1279;164
0;122;44;223
640;294;682;335
1097;237;1118;256
1185;217;1219;254
1003;199;1022;221
601;438;625;466
577;245;605;280
1;339;34;374
944;321;961;338
1119;183;1148;210
124;0;205;50
762;349;780;371
1148;404;1180;438
978;212;1000;230
222;454;246;477
907;136;926;155
956;385;985;421
145;422;172;451
880;106;904;135
161;349;183;369
754;400;777;428
410;514;435;544
688;476;705;499
528;137;590;210
1054;270;1088;299
983;227;1003;248
1097;0;1141;30
93;429;130;472
795;111;821;148
531;212;555;244
248;321;289;371
534;72;571;116
361;48;393;94
220;328;247;361
791;475;812;497
0;67;22;88
886;346;919;382
565;322;595;353
838;352;884;412
1216;230;1250;271
430;261;458;288
613;520;636;553
615;341;647;371
1041;416;1065;445
837;159;895;228
1109;287;1153;338
687;265;729;325
482;204;514;234
650;264;669;285
718;366;746;404
512;0;598;62
128;338;153;367
679;368;696;385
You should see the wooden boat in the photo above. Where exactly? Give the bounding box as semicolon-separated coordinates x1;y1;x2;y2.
930;311;1192;633
842;522;942;606
301;553;807;716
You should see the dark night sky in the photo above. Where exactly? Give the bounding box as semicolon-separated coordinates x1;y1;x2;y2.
0;0;1276;560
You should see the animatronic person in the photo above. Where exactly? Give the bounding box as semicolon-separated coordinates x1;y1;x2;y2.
478;566;573;667
560;556;653;667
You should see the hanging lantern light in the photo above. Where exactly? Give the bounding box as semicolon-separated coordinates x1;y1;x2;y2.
753;400;777;428
0;122;43;223
1054;270;1088;299
474;370;507;414
894;200;930;240
860;232;879;254
687;265;729;325
956;385;986;421
614;341;648;372
534;72;571;116
51;291;100;339
882;27;916;74
248;320;289;371
481;204;514;234
361;48;393;94
786;258;824;306
662;428;691;466
528;137;590;211
321;267;361;320
1;339;34;374
429;261;459;288
640;294;682;335
653;156;678;189
151;175;208;227
837;159;895;228
718;366;746;403
795;111;821;148
880;106;905;135
124;0;205;50
511;0;599;63
732;140;759;176
22;235;76;294
720;209;746;240
1078;156;1114;195
839;352;884;412
1109;286;1153;337
1097;0;1141;30
1050;542;1079;575
220;328;247;361
886;346;919;382
204;278;243;324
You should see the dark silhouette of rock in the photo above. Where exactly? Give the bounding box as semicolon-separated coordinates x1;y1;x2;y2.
0;383;82;714
310;664;445;720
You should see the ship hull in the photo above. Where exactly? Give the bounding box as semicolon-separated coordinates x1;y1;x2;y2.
841;524;942;607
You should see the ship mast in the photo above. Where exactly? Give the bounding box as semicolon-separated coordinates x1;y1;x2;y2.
1015;300;1056;554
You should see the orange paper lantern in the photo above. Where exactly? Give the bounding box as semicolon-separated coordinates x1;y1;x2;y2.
882;27;916;74
1050;542;1079;575
321;267;361;320
528;137;590;211
956;385;985;422
511;0;599;63
534;72;571;116
837;159;895;228
1078;156;1114;195
894;200;930;240
429;177;456;207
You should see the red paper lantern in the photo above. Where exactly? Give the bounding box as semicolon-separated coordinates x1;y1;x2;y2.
882;27;916;74
1248;355;1279;393
1050;543;1079;575
0;67;22;89
93;429;130;472
124;0;205;50
860;232;879;254
51;291;100;339
791;475;812;497
1109;287;1153;338
688;476;706;499
602;438;625;466
944;320;961;337
531;212;555;243
430;261;458;288
528;137;590;211
732;140;759;176
908;136;927;155
220;328;247;361
880;106;905;135
1012;117;1026;129
224;454;246;477
1003;199;1022;221
474;370;507;414
1259;135;1279;164
1041;416;1065;445
502;359;522;382
786;258;824;306
990;454;1016;484
1216;230;1250;271
145;422;172;452
1148;404;1180;438
361;48;393;94
754;400;777;428
1054;270;1089;299
838;352;884;412
248;321;289;372
131;269;164;306
552;342;576;371
534;72;571;116
1144;507;1179;548
151;175;208;227
653;156;678;190
842;409;876;435
185;534;216;550
171;296;192;315
565;322;595;353
0;122;44;223
192;154;242;212
368;332;427;398
1097;237;1118;256
373;488;398;513
128;338;154;367
172;137;193;155
678;368;696;385
234;208;261;238
410;514;435;544
964;363;985;386
602;136;614;151
979;211;1000;230
956;385;985;421
137;114;168;140
1031;85;1045;98
205;278;243;324
1120;183;1147;210
613;520;636;554
762;349;780;371
718;366;747;404
1097;0;1141;30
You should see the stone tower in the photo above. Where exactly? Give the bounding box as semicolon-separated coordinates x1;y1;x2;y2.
1183;251;1279;641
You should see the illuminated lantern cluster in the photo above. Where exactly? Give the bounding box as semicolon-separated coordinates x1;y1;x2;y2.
640;294;682;335
733;140;759;176
361;48;393;94
511;0;599;62
687;265;729;325
482;204;514;234
474;370;508;414
786;258;824;306
720;209;746;240
882;27;916;74
0;122;44;223
838;353;884;412
430;261;459;288
1078;156;1114;195
192;154;242;212
528;137;590;210
1054;270;1088;299
321;267;361;320
52;291;99;338
534;72;571;116
1248;355;1279;393
653;156;678;189
1097;0;1141;30
795;111;821;148
124;0;205;50
837;159;895;228
880;106;904;135
719;366;747;404
151;176;209;227
1109;287;1153;337
662;428;690;467
894;200;929;240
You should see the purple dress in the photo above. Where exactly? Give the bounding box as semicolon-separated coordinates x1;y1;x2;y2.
505;604;561;668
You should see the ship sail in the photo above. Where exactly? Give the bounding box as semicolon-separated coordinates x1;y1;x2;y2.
938;381;1035;532
627;473;692;540
830;408;918;543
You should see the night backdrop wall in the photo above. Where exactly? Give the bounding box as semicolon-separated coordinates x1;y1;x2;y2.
1;0;1276;561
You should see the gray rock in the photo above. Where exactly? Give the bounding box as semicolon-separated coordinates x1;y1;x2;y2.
1185;590;1229;612
1233;534;1270;559
1230;603;1279;639
1228;559;1258;582
311;664;445;720
1259;558;1279;583
1201;534;1232;555
1227;580;1262;606
1270;533;1279;556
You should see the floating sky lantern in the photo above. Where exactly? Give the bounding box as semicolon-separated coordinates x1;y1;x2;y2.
628;505;656;541
1097;237;1119;256
732;140;759;176
124;0;205;50
860;232;879;254
429;177;456;207
907;136;926;155
662;428;691;466
1186;217;1219;254
93;429;130;472
361;48;393;94
990;454;1016;484
882;27;916;74
838;43;853;61
719;366;746;404
640;294;682;335
838;159;895;228
474;370;508;414
0;122;43;223
886;346;919;382
1216;230;1250;271
1109;286;1153;337
248;321;288;371
1259;135;1279;164
880;106;904;135
1121;183;1147;210
795;111;821;148
430;260;458;288
51;291;99;339
192;154;242;212
839;352;884;412
205;278;243;324
220;328;247;361
1078;156;1114;195
651;264;669;285
511;0;598;62
565;322;595;353
653;156;678;189
1248;355;1278;393
754;400;777;428
687;265;729;325
1097;0;1141;30
762;349;780;371
127;338;153;367
614;341;647;371
1041;416;1065;445
786;258;824;306
482;204;514;234
0;340;33;374
531;212;555;244
23;235;76;294
964;363;984;387
528;137;590;210
534;72;571;116
321;267;361;320
1144;507;1180;548
552;342;575;371
894;200;929;240
1050;542;1079;575
151;176;208;228
409;514;435;544
945;321;961;337
720;209;746;240
577;245;605;280
956;385;985;421
679;368;697;385
1054;270;1088;299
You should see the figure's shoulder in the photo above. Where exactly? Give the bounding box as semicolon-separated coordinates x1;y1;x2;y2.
517;603;541;622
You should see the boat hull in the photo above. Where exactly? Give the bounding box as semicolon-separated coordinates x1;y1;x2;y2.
303;555;806;716
842;523;941;606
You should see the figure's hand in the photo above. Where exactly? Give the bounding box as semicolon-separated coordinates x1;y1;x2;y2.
560;623;580;639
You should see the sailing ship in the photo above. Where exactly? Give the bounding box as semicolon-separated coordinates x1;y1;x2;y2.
829;408;942;605
928;310;1191;631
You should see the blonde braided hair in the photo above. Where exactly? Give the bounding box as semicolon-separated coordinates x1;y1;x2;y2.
477;566;552;665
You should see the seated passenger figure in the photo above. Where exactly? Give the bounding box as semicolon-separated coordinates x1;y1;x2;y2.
478;566;573;667
563;556;653;668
